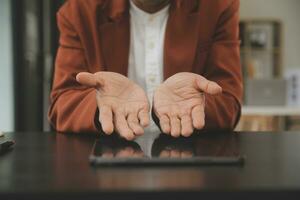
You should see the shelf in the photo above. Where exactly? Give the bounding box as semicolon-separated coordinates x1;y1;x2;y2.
240;48;281;53
242;106;300;116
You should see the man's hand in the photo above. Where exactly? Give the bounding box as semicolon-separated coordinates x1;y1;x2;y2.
76;72;150;140
153;72;222;138
159;149;193;158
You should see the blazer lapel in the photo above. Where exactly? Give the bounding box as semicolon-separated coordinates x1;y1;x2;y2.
164;0;204;79
98;0;205;78
98;0;130;76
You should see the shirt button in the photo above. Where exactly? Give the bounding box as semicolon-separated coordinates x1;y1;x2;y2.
148;42;155;49
149;76;156;83
149;16;155;22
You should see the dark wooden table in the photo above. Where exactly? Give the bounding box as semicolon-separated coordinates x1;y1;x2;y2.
1;131;300;200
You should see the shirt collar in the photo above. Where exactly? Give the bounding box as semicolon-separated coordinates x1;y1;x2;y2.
129;0;170;24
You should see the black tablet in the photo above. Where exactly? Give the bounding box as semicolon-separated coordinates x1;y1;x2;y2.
89;133;245;167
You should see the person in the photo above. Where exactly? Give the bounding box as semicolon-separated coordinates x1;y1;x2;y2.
48;0;243;140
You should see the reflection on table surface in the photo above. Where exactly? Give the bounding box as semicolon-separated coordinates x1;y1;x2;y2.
91;132;241;190
92;132;241;159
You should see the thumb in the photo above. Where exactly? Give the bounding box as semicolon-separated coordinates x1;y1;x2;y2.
76;72;104;89
195;75;222;95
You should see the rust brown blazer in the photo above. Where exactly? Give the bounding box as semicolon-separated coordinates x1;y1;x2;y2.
48;0;243;133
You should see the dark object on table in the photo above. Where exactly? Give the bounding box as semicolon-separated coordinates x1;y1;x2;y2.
0;140;15;155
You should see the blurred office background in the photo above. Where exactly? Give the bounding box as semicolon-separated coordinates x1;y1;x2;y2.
0;0;300;132
0;0;64;132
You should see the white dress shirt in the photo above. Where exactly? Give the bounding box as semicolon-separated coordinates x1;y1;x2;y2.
128;1;170;144
128;0;170;101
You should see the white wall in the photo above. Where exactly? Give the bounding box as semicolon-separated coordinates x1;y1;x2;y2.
0;0;14;131
240;0;300;70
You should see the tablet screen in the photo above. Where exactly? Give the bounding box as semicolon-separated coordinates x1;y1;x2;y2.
90;133;245;166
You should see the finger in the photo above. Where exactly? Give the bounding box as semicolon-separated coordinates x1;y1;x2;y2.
180;114;193;137
192;105;205;130
133;151;144;158
170;116;181;138
127;113;144;136
99;105;114;135
114;113;135;141
159;150;171;158
76;72;104;89
116;148;134;158
138;109;150;127
195;76;222;95
102;152;114;158
181;151;193;158
170;150;181;158
159;115;171;134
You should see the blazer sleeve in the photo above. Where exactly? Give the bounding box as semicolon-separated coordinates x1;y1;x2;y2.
203;0;243;130
48;6;98;133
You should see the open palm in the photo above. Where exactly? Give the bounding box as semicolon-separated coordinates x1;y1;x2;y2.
153;72;222;137
76;72;150;140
